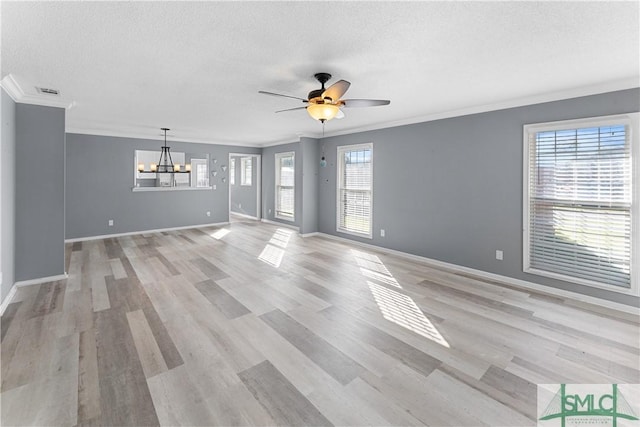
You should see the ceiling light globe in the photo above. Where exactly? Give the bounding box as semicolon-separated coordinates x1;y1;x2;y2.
307;103;339;122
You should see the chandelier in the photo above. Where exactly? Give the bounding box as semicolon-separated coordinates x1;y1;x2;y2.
137;128;191;186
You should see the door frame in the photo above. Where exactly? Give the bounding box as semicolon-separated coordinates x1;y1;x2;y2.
228;153;261;220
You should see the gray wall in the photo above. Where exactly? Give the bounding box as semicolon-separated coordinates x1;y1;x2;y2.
15;103;66;282
1;90;16;301
318;88;640;306
66;133;259;239
230;155;258;218
300;137;319;235
262;141;302;227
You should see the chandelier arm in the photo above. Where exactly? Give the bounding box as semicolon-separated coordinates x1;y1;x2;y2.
168;149;175;172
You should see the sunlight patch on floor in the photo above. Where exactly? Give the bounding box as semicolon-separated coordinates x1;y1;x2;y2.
210;228;231;240
360;268;401;288
351;250;392;275
258;245;284;267
367;281;449;347
352;249;450;348
269;228;293;248
259;228;292;268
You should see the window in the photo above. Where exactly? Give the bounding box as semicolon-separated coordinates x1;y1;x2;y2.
191;158;209;188
275;152;295;220
524;114;638;294
337;143;373;238
241;157;252;186
230;158;235;185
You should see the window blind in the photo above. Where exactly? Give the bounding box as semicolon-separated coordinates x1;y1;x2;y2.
527;124;632;288
276;153;295;218
241;157;252;186
338;145;372;237
196;164;208;187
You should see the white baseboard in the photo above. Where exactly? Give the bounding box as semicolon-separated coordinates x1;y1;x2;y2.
0;283;18;316
14;273;68;288
65;222;229;243
300;232;321;238
314;232;639;315
230;212;259;220
260;218;300;232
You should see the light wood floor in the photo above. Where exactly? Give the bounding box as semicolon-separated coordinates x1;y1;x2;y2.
1;219;639;426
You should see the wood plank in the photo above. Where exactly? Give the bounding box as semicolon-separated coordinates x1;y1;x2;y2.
126;309;169;378
190;256;230;280
556;344;640;383
29;280;66;318
194;279;251;319
230;314;337;396
109;258;128;280
94;308;159;426
78;328;101;423
90;275;110;312
344;376;424;426
141;304;184;370
66;250;83;292
321;306;442;378
286;306;401;378
480;365;537;406
238;360;333;427
146;364;218;426
260;309;364;385
1;301;22;342
57;287;94;338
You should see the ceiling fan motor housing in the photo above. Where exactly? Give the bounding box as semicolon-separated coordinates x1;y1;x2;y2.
309;72;333;103
307;89;324;102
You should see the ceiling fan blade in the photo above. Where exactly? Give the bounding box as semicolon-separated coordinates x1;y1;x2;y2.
336;109;345;119
322;80;350;101
259;91;308;102
342;99;390;108
275;106;308;113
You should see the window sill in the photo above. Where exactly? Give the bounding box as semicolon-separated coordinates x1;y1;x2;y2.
524;266;638;296
337;228;373;240
275;215;295;222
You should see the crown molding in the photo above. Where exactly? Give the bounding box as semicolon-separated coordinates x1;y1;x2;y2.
259;138;303;148
65;124;264;148
7;72;636;149
0;74;74;110
236;77;640;147
320;77;640;140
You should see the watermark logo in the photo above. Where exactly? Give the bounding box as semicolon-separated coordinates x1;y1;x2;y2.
538;384;639;427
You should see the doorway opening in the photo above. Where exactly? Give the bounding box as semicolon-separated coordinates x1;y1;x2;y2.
228;153;261;222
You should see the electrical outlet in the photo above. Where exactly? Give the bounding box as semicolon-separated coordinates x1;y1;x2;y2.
213;185;217;190
108;219;114;227
268;209;272;214
206;211;211;217
496;250;503;260
238;203;242;209
380;229;385;237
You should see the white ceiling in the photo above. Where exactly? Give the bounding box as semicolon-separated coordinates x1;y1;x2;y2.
2;1;638;147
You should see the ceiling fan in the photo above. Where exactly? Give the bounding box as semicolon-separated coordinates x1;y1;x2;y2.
259;73;390;123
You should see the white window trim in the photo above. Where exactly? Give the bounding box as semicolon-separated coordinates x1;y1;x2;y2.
336;142;373;239
275;151;295;222
522;112;639;296
229;158;235;186
241;157;252;186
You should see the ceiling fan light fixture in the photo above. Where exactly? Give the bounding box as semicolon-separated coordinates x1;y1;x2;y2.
307;102;339;122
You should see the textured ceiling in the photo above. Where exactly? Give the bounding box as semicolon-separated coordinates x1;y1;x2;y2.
2;1;639;146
